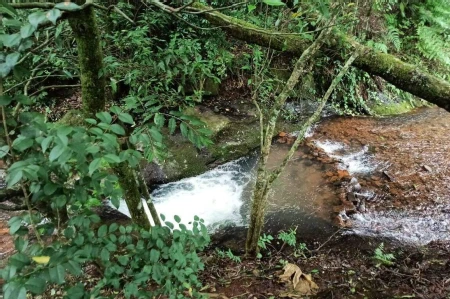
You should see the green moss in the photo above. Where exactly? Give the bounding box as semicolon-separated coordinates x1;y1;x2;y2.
371;101;414;115
68;7;105;115
184;107;230;137
59;109;85;126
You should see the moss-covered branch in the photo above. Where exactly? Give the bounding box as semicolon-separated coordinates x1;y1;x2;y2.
190;3;450;112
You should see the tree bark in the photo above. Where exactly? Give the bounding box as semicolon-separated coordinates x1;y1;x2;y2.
68;6;106;115
67;6;152;228
115;163;152;230
245;25;333;255
190;3;450;112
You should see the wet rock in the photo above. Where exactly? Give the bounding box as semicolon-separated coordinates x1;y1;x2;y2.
422;165;433;172
382;170;396;182
347;192;357;203
141;162;167;186
337;170;350;180
357;198;366;213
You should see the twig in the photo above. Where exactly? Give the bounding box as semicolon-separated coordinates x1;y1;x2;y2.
184;2;248;14
311;228;342;252
28;84;81;97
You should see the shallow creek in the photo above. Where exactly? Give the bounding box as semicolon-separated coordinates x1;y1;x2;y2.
116;107;450;246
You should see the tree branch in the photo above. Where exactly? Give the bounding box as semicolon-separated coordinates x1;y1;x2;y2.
188;2;450;112
268;52;359;186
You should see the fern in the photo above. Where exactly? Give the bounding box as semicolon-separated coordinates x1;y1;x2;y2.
373;243;396;267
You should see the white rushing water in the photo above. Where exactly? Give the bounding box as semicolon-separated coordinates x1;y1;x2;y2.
349;209;450;245
314;140;376;174
114;156;255;230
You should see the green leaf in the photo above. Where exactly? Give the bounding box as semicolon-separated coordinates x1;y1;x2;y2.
46;8;61;25
28;11;47;28
0;95;13;106
14;94;32;105
180;122;188;137
89;158;102;175
2;33;21;48
49;144;65;162
9;253;30;269
0;2;18;17
0;145;9;158
49;264;65;284
2;19;21;28
168;118;176;135
96;112;112;124
98;224;107;238
66;283;84;299
12;136;33;152
118;112;134;124
85;118;97;125
149;249;160;263
110;124;125;135
20;24;35;39
44;183;58;195
174;215;181;223
100;248;110;261
65;260;82;276
263;0;286;6
41;136;53;153
4;282;26;299
103;154;121;164
6;170;22;188
0;63;11;78
154;113;165;128
14;238;28;253
54;2;81;11
8;217;22;234
5;52;20;68
25;277;46;294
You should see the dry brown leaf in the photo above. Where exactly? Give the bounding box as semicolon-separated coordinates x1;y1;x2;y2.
278;263;319;296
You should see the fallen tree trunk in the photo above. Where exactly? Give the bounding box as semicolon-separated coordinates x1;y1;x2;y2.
191;3;450;112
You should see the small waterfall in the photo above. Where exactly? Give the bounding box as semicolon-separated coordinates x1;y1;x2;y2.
113;155;257;231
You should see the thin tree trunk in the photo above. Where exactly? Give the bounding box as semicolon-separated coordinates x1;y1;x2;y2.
137;165;161;226
190;3;450;112
245;24;334;255
115;163;152;229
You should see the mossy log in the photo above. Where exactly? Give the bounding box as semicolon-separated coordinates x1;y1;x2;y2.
191;3;450;112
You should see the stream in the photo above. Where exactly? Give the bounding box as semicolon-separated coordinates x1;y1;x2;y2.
115;107;450;247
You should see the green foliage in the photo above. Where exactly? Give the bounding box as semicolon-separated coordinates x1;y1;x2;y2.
373;243;396;267
215;248;241;264
257;233;274;250
277;228;297;247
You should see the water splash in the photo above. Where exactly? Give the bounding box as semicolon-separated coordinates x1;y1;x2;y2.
349;209;450;245
314;140;376;174
114;156;256;231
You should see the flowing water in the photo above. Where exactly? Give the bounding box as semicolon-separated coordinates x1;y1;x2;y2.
115;108;450;246
115;144;339;242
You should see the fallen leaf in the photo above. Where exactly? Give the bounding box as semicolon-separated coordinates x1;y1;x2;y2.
278;263;319;296
32;256;50;264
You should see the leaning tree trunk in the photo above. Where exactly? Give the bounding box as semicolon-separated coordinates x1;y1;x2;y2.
68;4;153;228
246;24;334;255
190;3;450;112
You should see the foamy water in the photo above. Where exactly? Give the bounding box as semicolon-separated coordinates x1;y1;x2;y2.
114;156;255;230
349;209;450;245
314;140;376;174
